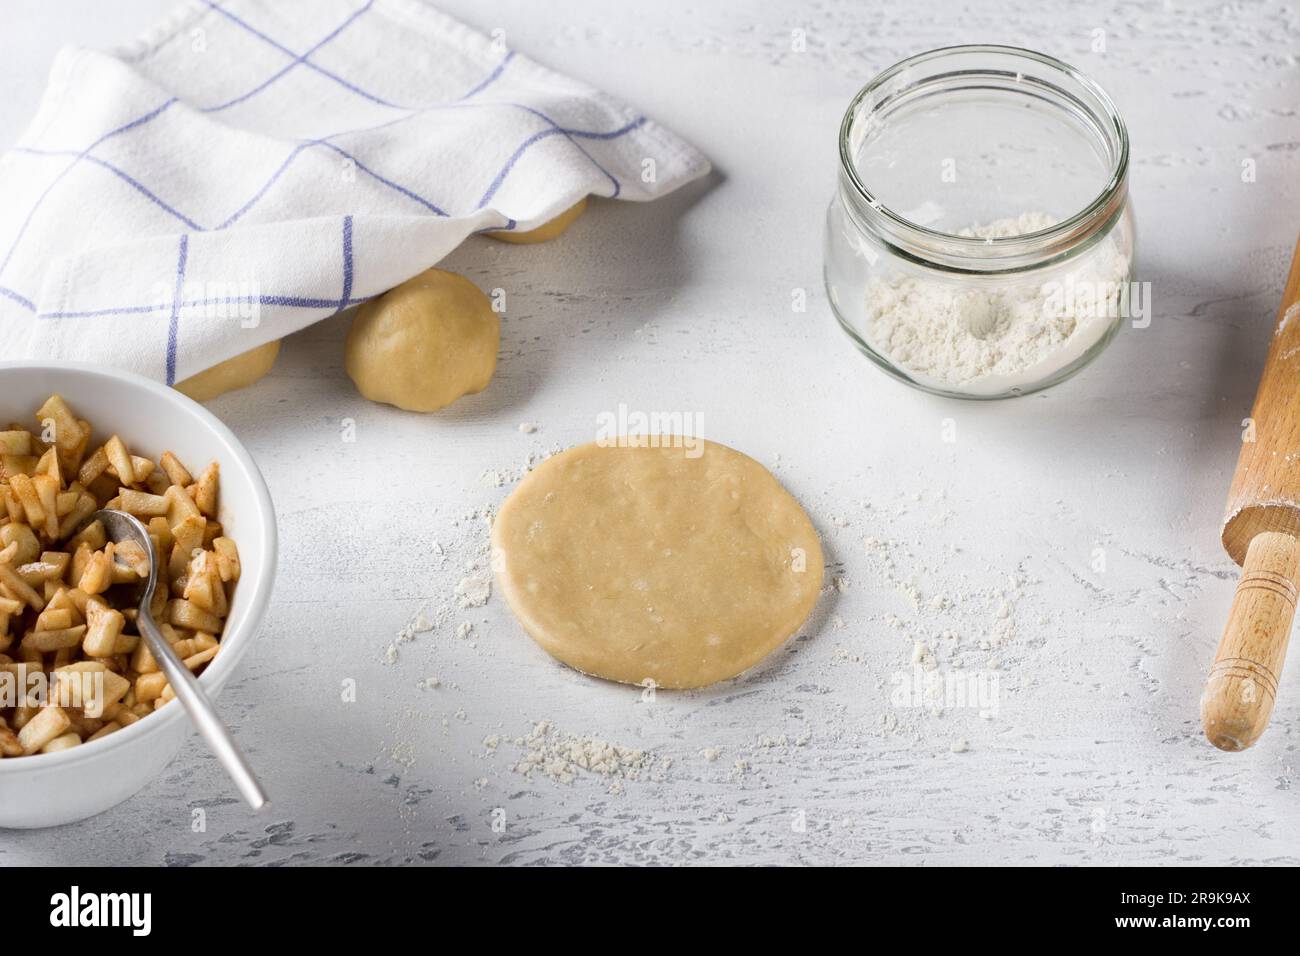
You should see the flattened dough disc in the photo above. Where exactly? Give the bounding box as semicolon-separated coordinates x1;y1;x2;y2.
491;438;824;689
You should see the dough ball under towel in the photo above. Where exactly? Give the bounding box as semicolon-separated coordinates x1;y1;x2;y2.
346;268;500;412
175;340;280;402
491;437;824;688
487;198;587;244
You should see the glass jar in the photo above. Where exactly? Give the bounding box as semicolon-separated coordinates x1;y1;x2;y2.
824;45;1135;399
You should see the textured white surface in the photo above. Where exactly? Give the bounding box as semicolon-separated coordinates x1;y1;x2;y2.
4;0;1300;866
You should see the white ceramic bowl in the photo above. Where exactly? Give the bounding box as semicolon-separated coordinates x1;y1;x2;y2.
0;361;276;828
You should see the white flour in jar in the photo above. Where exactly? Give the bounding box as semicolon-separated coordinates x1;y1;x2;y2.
864;212;1131;395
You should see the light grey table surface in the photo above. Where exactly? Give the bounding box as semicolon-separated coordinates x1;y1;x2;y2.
3;0;1300;866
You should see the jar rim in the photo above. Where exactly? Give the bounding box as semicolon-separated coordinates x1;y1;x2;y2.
837;44;1130;270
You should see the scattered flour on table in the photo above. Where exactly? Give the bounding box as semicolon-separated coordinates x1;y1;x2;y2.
480;448;556;488
813;483;1043;757
387;444;562;661
504;720;661;793
864;212;1131;391
382;508;496;664
455;573;491;608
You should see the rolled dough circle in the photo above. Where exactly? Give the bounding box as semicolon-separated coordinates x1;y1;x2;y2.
175;340;280;402
491;438;824;689
487;198;587;244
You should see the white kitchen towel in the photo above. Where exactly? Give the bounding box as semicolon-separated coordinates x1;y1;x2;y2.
0;0;709;384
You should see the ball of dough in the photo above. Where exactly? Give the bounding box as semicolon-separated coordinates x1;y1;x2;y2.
346;268;500;412
491;437;824;689
487;198;587;244
175;340;280;402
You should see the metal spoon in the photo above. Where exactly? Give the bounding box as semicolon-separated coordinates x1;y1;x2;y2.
90;509;267;810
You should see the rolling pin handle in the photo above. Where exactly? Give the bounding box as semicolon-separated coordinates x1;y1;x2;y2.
1202;531;1300;751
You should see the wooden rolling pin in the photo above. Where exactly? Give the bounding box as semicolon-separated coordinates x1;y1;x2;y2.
1203;237;1300;751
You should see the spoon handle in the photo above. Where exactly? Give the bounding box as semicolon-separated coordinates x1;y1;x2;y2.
138;610;268;810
